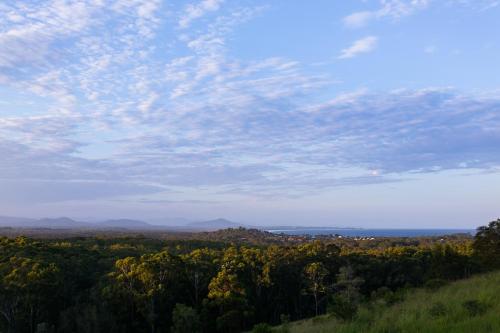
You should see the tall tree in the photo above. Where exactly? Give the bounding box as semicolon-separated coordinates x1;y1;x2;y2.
473;219;500;269
303;262;329;316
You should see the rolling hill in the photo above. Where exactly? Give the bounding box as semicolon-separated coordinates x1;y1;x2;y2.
97;219;154;229
0;216;89;228
186;218;248;230
0;216;157;230
0;215;250;231
274;271;500;333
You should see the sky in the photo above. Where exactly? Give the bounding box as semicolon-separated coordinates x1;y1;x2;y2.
0;0;499;228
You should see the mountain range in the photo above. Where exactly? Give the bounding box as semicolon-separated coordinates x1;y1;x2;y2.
0;216;249;231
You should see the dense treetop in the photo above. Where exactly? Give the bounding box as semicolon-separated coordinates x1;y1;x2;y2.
0;220;497;333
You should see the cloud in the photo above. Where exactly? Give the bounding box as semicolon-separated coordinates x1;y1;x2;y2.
1;1;500;206
447;0;500;11
178;0;224;29
480;1;500;10
0;1;102;69
343;11;375;29
343;0;429;28
342;0;500;29
303;88;500;174
0;179;164;204
338;36;378;59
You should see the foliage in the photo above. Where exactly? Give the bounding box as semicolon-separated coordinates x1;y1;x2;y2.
0;220;495;332
370;286;405;306
251;323;274;333
462;300;490;317
424;278;448;290
303;262;329;316
280;271;500;333
473;219;500;269
171;303;201;333
428;301;447;317
327;294;358;321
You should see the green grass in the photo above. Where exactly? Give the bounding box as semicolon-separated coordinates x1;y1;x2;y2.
280;271;500;333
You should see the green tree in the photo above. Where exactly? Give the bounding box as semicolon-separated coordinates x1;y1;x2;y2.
335;265;363;302
251;322;274;333
303;262;329;316
0;257;61;333
171;303;201;333
107;251;185;333
328;265;364;321
473;219;500;269
182;248;219;307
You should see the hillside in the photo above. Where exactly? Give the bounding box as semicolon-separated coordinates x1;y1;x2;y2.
186;218;247;230
276;271;500;333
97;219;153;229
0;216;160;230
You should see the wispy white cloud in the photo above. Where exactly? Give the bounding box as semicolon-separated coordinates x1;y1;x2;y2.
178;0;224;29
0;1;102;68
338;36;378;59
343;0;429;28
343;11;374;29
0;179;164;204
343;0;500;29
447;0;500;11
1;0;499;209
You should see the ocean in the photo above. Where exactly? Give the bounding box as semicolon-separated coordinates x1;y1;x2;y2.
266;228;476;237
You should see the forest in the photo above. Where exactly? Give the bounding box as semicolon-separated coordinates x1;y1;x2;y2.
0;219;498;333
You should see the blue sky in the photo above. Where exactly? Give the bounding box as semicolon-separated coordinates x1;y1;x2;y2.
0;0;499;227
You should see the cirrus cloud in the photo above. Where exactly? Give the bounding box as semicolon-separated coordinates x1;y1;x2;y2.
338;36;378;59
1;0;499;209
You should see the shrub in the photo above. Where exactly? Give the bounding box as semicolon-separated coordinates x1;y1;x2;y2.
279;314;290;325
424;279;448;290
275;325;290;333
216;310;244;333
171;304;201;333
372;286;405;305
462;300;489;316
327;294;358;321
251;323;273;333
312;316;328;324
275;314;291;333
473;219;500;270
379;326;402;333
428;302;447;317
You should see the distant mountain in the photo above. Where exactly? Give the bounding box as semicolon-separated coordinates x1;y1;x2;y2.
97;219;154;229
0;216;157;230
37;217;91;228
146;217;193;226
186;218;248;230
0;215;253;231
0;216;37;227
0;216;92;229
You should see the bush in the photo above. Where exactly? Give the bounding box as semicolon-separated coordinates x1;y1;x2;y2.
378;326;402;333
327;295;358;321
311;316;328;324
279;314;290;325
275;325;290;333
424;279;448;290
251;323;273;333
371;287;405;305
275;314;291;333
171;304;201;333
216;310;244;333
462;300;489;316
473;219;500;270
428;302;447;317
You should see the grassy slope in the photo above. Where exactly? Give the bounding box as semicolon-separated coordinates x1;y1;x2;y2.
283;271;500;333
